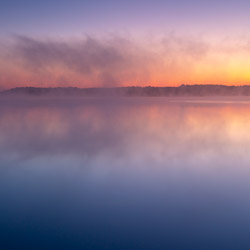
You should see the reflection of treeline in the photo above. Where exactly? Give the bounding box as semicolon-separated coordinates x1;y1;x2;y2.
2;85;250;96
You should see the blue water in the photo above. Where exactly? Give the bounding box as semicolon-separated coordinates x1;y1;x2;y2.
1;97;250;249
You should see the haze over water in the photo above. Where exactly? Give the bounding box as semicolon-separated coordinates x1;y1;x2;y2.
1;97;250;249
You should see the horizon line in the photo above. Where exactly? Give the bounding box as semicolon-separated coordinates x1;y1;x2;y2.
3;84;250;92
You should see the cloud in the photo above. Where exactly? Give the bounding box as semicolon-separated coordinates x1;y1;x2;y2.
0;35;158;88
14;35;125;74
2;33;250;89
0;34;211;88
161;33;209;60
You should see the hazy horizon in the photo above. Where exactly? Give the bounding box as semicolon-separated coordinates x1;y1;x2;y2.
3;84;250;98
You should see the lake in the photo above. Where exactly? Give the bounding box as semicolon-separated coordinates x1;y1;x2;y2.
1;97;250;249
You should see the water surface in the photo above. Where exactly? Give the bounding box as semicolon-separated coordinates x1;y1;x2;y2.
1;97;250;249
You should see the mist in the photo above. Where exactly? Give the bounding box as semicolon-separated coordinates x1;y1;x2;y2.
2;34;250;89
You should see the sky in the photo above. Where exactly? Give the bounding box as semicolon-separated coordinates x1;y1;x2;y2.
1;0;250;89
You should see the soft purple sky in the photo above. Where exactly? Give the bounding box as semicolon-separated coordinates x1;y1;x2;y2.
1;0;250;37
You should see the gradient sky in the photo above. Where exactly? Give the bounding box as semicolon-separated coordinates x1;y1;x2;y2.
1;0;250;88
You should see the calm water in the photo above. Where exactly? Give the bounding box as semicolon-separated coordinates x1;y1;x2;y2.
1;97;250;249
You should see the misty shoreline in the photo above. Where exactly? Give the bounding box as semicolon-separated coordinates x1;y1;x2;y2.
2;85;250;98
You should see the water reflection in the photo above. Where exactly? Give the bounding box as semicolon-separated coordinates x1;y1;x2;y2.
1;97;250;249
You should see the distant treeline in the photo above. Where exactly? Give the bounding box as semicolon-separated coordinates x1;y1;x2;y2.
2;85;250;96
